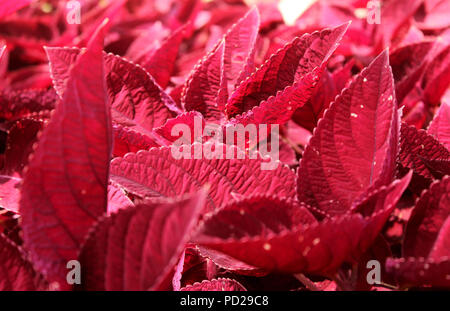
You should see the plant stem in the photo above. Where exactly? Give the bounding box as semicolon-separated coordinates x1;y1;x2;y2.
294;273;320;291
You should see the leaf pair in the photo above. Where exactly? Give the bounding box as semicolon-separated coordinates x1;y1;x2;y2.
182;8;260;121
225;23;350;126
298;50;400;216
18;21;210;291
182;8;350;129
19;21;112;288
192;51;409;277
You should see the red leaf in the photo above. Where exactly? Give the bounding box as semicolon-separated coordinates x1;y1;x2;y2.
428;100;450;150
386;257;450;289
422;159;450;180
172;250;186;291
182;8;260;120
397;25;425;47
428;217;450;261
109;144;297;211
292;69;340;132
125;23;169;63
180;278;247;291
293;60;354;133
0;175;21;213
0;233;45;291
135;24;187;88
417;0;450;30
112;124;160;158
195;203;395;275
404;176;450;258
352;171;412;217
221;7;260;93
197;246;266;277
167;0;201;32
0;89;56;123
77;192;206;291
403;101;428;129
45;47;178;132
389;41;434;104
0;43;7;78
279;141;297;166
297;50;400;216
226;23;349;118
2;118;44;175
7;64;52;91
387;176;450;288
422;45;450;106
0;0;32;20
19;24;112;288
45;47;81;99
294;1;361;31
74;0;126;48
105;53;180;131
107;184;132;215
227;67;321;126
399;123;450;180
176;246;219;289
386;176;450;288
182;43;226;120
376;0;423;48
195;196;317;239
154;111;205;144
332;59;355;92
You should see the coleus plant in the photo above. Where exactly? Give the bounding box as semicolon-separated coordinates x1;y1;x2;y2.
0;0;449;291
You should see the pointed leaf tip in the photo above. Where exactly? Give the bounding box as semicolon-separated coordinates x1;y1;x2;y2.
226;23;350;118
297;50;399;215
20;24;112;288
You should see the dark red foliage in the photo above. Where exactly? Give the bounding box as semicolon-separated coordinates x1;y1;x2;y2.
0;0;449;291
